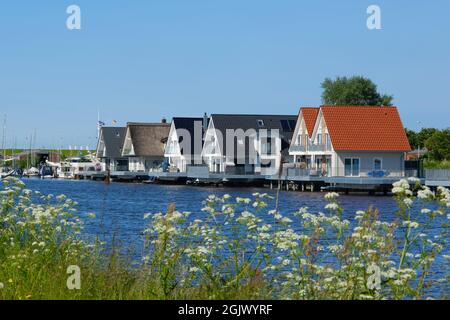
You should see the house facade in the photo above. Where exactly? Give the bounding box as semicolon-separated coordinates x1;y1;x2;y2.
201;114;297;176
122;122;170;172
289;106;411;178
164;116;207;172
96;127;128;172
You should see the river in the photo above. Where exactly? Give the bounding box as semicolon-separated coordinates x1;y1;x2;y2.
18;178;449;297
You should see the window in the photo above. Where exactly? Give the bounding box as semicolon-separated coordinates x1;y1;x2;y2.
325;133;331;149
262;137;273;155
297;134;302;145
345;158;360;176
374;158;382;171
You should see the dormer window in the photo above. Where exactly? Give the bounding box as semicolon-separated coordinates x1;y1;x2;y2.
316;133;322;145
297;134;302;146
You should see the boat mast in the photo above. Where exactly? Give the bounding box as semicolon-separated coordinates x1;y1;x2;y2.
1;114;6;168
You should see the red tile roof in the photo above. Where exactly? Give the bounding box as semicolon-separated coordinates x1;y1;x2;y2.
320;105;411;151
301;107;320;137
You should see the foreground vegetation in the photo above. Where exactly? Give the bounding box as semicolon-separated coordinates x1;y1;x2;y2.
0;177;449;300
424;159;450;169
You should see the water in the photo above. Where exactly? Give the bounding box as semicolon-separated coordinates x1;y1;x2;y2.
21;178;402;244
18;178;449;297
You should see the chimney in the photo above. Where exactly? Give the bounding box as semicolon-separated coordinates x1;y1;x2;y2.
161;117;167;124
203;113;208;132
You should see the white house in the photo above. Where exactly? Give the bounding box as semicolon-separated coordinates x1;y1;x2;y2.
289;106;411;178
201;114;297;176
96;127;128;172
164;116;207;172
121;122;170;172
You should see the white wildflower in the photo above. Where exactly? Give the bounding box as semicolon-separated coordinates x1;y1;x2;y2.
325;203;340;211
324;192;339;201
403;198;413;208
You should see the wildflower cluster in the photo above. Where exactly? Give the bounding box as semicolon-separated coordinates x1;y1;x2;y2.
143;181;449;300
0;177;94;299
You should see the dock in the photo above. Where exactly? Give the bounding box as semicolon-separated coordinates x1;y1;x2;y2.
75;167;449;193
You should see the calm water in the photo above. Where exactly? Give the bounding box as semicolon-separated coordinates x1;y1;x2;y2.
22;178;403;246
19;178;449;296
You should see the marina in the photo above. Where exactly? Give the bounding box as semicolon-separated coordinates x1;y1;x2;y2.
3;105;446;193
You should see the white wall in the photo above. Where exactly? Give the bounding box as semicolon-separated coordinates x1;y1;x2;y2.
334;151;405;177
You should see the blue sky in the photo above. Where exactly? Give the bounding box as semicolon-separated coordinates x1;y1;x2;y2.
0;0;449;148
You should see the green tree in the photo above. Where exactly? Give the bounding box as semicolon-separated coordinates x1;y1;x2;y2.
321;76;393;106
405;129;418;150
425;129;450;161
417;128;438;149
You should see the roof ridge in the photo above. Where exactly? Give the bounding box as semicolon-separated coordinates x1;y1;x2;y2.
320;105;398;108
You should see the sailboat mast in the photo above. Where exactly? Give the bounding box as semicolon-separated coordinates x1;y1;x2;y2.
1;115;6;168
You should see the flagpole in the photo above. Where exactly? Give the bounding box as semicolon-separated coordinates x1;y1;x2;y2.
97;108;101;142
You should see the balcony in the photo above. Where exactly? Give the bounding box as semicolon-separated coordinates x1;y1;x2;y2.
290;145;306;152
307;143;332;152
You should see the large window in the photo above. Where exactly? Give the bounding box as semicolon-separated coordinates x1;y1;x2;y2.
344;158;360;176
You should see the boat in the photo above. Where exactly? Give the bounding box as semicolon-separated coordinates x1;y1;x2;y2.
23;167;39;177
54;155;101;179
39;164;54;179
0;169;15;179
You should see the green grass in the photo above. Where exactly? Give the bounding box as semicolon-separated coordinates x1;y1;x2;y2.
1;149;95;169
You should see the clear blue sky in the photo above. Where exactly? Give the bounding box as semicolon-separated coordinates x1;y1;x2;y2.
0;0;449;149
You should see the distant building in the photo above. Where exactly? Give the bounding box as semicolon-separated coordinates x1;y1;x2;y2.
405;148;427;161
13;150;61;165
289;106;411;178
122;122;171;172
201;114;297;175
96;127;128;171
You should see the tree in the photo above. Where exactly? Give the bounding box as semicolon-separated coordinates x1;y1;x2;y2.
321;76;393;106
405;129;418;150
417;128;438;149
425;129;450;161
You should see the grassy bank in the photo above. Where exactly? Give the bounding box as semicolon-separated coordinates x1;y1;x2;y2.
0;177;449;300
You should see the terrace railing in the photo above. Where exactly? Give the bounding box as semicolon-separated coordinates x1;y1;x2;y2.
425;169;450;181
285;167;416;179
290;145;306;152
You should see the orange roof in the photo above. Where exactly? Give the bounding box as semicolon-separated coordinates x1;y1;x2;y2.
320;105;411;151
301;107;319;137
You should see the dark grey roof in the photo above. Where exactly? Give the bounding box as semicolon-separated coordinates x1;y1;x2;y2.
210;114;297;157
99;127;126;158
172;117;207;156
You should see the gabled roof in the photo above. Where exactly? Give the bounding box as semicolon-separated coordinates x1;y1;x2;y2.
301;107;320;137
209;114;297;156
172;117;206;156
124;123;170;157
97;127;126;158
320;105;411;151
